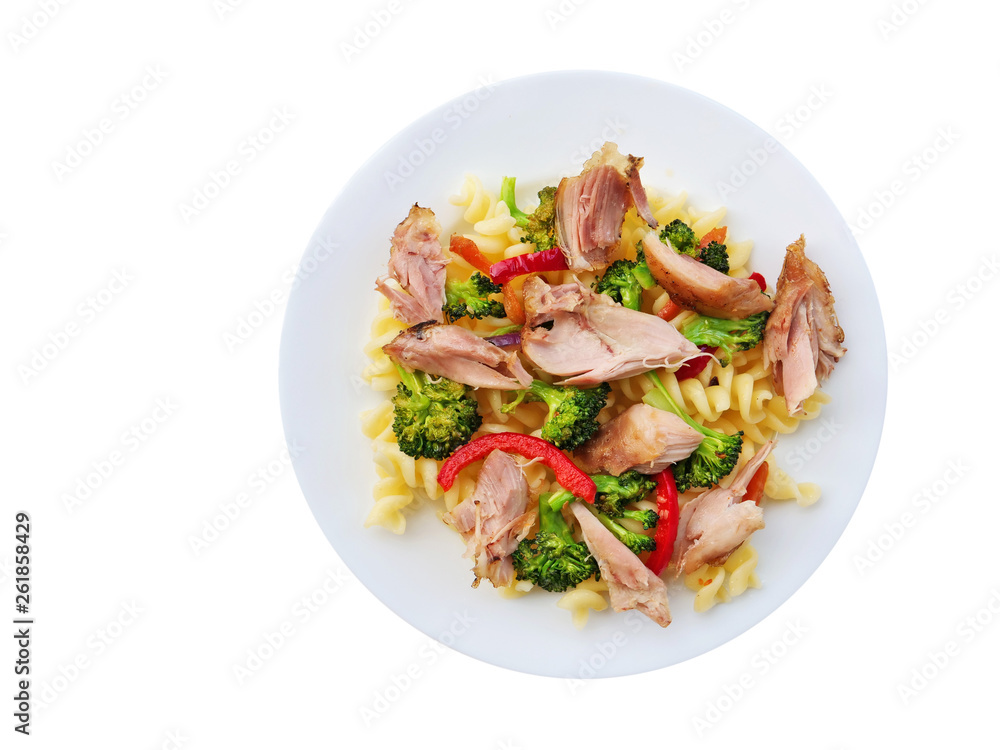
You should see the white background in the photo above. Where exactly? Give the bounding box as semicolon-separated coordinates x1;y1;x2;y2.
3;0;997;747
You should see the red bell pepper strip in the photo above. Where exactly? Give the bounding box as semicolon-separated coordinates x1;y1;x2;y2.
674;345;717;381
743;461;769;506
645;470;680;576
749;272;766;292
698;226;727;249
449;235;494;278
437;432;596;503
489;247;568;285
656;299;683;321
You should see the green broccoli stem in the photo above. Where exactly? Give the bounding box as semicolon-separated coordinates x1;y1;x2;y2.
500;177;529;228
488;323;523;337
394;363;421;398
547;490;576;511
644;370;710;438
537;492;574;542
677;317;737;364
500;389;528;414
586;503;631;539
632;246;657;290
527;380;567;420
621;508;657;529
580;503;654;552
632;262;656;290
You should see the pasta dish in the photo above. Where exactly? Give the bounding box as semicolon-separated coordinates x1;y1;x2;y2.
360;142;845;629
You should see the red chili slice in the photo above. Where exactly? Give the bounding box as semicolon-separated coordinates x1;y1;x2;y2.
489;247;568;285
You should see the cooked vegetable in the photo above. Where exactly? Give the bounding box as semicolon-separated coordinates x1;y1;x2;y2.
656;298;684;321
643;470;680;575
500;178;558;252
594;259;644;310
489;247;568;284
743;461;769;506
512;492;599;592
391;364;482;459
592;471;659;528
673;345;716;381
449;234;494;277
659;219;729;274
584;502;656;555
698;226;727;248
660;219;698;255
484;331;522;348
678;311;769;367
437;432;597;503
504;380;611;450
633;244;657;290
551;490;656;555
698;241;730;275
643;371;743;493
443;272;505;322
502;282;525;325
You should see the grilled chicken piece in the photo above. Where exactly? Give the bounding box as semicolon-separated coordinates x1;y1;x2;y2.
443;450;536;588
640;229;774;320
677;441;773;575
575;404;701;476
569;503;671;627
384;322;532;390
763;236;846;415
554;142;658;272
375;204;449;325
520;276;699;386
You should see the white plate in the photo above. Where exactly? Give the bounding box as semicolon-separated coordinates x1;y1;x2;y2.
279;71;886;678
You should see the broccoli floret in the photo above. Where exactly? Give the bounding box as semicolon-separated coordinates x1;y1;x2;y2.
623;507;659;530
594;259;644;310
633;244;657;290
678;311;769;367
642;371;743;493
593;244;658;306
391;365;482;460
503;380;610;450
592;472;659;529
443;272;505;322
513;492;599;592
698;240;730;274
592;471;657;514
549;491;656;555
501;178;557;252
582;503;656;555
660;219;698;255
659;221;730;274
